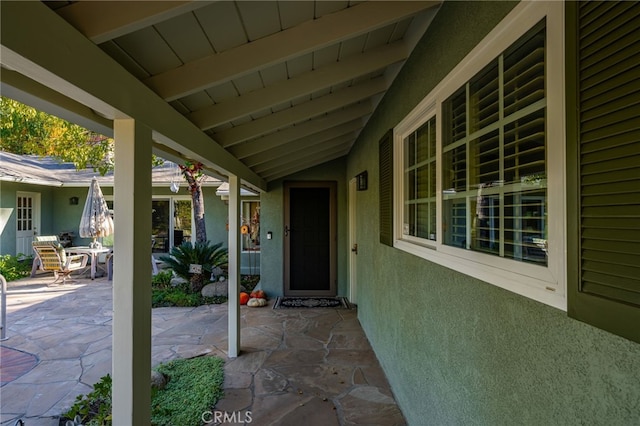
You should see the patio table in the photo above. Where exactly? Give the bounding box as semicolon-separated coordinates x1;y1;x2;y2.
65;246;111;279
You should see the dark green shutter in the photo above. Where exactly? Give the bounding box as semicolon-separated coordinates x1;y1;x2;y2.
379;130;394;246
567;1;640;343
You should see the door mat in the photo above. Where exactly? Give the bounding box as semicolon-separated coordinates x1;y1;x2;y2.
273;297;352;309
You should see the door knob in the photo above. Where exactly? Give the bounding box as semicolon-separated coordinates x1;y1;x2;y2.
351;243;358;254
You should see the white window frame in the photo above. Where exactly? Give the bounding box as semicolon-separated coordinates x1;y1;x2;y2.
393;1;566;310
104;194;194;249
399;108;438;246
241;199;260;253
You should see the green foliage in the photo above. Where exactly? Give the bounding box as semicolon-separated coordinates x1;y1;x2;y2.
62;357;225;426
159;241;228;292
0;96;164;175
63;374;112;426
0;254;32;282
241;275;260;293
151;270;173;290
1;96;113;175
179;161;205;183
152;280;226;307
152;356;225;426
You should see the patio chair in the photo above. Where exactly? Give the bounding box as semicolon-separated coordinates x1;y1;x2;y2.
30;236;61;277
31;243;89;284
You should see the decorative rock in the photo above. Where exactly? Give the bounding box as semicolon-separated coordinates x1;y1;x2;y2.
201;282;248;297
202;282;226;297
151;370;167;390
170;276;188;287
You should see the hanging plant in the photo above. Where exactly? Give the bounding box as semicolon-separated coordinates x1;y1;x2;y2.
179;161;205;192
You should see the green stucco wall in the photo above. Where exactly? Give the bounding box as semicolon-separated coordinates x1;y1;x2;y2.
53;186;94;244
260;157;348;297
347;1;640;425
0;181;55;255
1;182;259;272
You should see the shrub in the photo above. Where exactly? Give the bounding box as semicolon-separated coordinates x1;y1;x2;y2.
0;254;32;282
159;241;228;293
63;374;112;426
151;270;173;290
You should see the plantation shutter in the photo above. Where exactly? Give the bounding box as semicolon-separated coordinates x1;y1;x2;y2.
568;1;640;343
379;130;394;246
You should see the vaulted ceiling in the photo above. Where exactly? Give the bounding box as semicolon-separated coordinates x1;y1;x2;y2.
4;1;441;187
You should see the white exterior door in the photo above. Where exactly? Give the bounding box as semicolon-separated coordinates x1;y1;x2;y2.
16;192;40;256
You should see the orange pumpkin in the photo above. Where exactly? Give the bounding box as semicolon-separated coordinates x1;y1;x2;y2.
239;292;250;305
250;290;266;299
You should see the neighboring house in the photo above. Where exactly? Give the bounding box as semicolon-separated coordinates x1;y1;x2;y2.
1;1;638;425
0;152;261;274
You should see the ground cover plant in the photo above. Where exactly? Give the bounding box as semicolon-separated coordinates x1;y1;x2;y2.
151;356;225;426
151;269;261;308
62;356;225;426
151;269;226;307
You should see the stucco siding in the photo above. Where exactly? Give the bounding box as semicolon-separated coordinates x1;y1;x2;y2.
0;181;55;255
347;1;640;424
0;182;260;273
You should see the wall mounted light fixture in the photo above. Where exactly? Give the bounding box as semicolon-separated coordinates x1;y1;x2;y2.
69;196;79;205
356;171;368;191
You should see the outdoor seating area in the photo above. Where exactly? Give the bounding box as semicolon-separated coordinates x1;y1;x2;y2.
31;239;112;282
30;244;89;284
0;275;405;425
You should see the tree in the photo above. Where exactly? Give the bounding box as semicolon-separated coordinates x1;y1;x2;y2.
1;96;113;175
1;96;209;242
179;161;207;243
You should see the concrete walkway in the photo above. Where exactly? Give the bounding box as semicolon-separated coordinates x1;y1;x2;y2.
1;275;405;425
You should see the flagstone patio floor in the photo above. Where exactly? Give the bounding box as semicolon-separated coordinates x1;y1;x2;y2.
0;274;405;425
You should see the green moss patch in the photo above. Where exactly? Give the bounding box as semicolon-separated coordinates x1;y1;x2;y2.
62;356;225;426
151;356;225;426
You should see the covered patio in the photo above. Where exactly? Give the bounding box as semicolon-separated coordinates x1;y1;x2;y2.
1;275;404;425
0;2;439;421
3;1;639;424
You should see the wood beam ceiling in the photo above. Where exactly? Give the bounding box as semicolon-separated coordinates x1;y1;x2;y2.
55;1;212;44
189;42;406;131
228;103;371;159
242;122;362;167
144;1;436;101
215;77;387;147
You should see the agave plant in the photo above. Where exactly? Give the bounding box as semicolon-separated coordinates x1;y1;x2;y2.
160;241;228;293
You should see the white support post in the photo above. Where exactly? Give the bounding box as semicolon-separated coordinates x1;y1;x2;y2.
228;175;241;358
112;118;152;425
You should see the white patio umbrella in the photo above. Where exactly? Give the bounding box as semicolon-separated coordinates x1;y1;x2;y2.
79;177;114;248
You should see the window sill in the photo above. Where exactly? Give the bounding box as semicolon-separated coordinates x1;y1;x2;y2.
394;238;566;310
